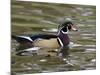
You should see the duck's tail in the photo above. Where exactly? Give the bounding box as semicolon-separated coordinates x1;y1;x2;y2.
11;35;33;43
12;35;34;49
12;35;17;39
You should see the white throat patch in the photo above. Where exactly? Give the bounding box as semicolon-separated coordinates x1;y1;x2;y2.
61;27;69;34
61;30;68;34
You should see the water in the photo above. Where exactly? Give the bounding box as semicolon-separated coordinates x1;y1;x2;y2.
11;0;96;74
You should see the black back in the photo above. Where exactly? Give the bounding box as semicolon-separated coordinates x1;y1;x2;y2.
30;34;57;41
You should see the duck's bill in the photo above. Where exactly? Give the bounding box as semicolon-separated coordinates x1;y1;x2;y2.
71;25;78;31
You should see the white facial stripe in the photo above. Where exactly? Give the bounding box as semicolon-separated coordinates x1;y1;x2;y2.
57;37;63;47
19;36;33;42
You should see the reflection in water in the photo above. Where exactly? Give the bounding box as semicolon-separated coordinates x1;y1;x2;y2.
59;46;69;59
15;43;71;65
15;44;70;59
16;46;40;56
58;46;74;66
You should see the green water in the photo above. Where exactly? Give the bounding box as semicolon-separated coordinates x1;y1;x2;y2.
11;0;96;74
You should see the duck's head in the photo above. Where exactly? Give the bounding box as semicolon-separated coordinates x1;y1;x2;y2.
57;21;78;47
58;21;78;34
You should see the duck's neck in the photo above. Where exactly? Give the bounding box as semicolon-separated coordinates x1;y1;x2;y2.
57;30;70;47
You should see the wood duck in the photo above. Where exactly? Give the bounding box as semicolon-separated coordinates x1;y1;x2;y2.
12;21;78;49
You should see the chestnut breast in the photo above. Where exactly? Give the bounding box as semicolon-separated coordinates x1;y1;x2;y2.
58;31;70;46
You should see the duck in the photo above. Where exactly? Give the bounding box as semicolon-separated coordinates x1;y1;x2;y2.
12;21;78;49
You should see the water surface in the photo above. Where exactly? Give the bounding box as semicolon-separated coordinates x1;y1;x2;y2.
11;0;96;74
